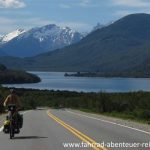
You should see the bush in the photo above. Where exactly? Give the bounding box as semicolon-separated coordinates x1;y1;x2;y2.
133;109;150;119
0;64;7;71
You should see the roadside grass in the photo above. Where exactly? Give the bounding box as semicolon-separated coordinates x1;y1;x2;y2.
78;108;150;125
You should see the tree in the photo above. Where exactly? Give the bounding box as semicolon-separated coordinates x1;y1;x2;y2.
0;64;7;71
0;94;4;113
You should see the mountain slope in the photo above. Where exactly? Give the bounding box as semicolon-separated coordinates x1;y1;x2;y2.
0;24;83;57
0;49;7;56
1;29;25;43
0;13;150;76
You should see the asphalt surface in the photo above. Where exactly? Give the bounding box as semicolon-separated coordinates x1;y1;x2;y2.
0;109;150;150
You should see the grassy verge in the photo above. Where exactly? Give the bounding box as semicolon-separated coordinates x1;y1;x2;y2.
78;108;150;125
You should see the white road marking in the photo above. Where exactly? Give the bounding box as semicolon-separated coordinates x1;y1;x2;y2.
20;110;31;115
67;110;150;135
0;126;3;132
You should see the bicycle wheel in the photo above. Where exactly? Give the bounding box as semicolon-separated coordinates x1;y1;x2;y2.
9;116;14;139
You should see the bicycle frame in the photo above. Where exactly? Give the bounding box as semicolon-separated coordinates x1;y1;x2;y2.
8;105;17;139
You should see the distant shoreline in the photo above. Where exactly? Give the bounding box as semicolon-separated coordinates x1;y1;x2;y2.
64;72;150;78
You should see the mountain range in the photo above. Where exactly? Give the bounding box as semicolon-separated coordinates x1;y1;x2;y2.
0;24;83;57
0;13;150;77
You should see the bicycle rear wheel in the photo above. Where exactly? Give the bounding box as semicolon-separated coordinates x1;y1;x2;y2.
9;117;14;139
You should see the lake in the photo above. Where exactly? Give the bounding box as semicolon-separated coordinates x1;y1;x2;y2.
2;72;150;93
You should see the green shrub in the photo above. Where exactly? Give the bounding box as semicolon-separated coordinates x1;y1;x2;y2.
133;109;150;119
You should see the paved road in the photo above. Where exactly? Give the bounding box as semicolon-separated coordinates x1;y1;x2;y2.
0;109;150;150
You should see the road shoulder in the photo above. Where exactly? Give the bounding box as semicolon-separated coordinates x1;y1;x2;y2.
67;109;150;133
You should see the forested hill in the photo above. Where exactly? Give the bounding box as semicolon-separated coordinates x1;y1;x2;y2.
0;64;40;84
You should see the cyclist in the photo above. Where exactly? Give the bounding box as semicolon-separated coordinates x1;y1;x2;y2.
3;89;23;131
3;89;20;109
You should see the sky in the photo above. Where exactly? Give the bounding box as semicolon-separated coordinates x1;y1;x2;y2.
0;0;150;35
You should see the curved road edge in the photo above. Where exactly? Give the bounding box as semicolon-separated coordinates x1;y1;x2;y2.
66;109;150;135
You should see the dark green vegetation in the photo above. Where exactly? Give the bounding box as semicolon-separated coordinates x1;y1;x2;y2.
0;14;150;77
0;87;150;124
0;64;40;84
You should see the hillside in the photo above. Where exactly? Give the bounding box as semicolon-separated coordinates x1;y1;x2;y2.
0;14;150;77
0;50;7;56
0;64;40;84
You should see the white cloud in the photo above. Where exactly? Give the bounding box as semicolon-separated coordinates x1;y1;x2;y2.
0;17;14;24
112;0;150;7
114;10;134;16
60;0;98;8
27;18;92;32
0;17;17;34
79;0;91;7
78;0;98;8
0;17;92;34
58;21;92;31
59;4;71;9
114;10;150;17
0;0;26;9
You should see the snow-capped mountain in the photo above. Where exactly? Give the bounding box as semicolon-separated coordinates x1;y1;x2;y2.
0;24;83;57
20;24;82;45
1;29;25;43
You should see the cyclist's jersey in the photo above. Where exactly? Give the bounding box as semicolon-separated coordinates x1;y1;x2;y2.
3;94;20;108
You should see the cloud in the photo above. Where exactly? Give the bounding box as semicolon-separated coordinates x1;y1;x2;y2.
60;0;98;8
0;16;14;24
58;21;92;31
78;0;98;8
114;10;150;17
0;16;92;34
0;0;26;9
27;18;92;32
0;17;17;34
114;10;135;17
59;4;71;9
112;0;150;7
79;0;91;7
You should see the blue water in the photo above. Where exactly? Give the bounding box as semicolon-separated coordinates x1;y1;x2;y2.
2;72;150;93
